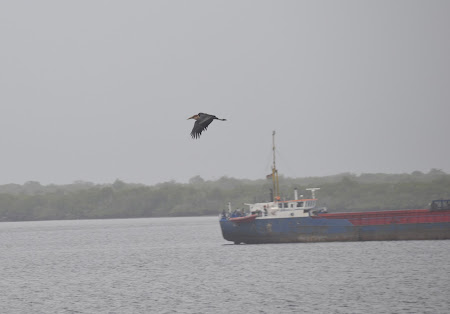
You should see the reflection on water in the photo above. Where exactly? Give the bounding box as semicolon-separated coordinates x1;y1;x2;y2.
1;217;449;313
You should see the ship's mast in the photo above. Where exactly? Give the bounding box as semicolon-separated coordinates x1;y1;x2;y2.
272;131;280;201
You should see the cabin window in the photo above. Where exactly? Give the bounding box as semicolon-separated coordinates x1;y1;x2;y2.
284;203;288;208
297;202;304;207
278;203;283;209
290;203;294;208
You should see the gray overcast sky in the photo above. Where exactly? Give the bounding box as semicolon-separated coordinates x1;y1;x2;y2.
1;1;449;185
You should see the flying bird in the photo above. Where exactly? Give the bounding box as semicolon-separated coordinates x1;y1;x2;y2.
187;112;227;139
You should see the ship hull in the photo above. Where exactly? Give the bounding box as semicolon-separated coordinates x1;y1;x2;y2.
220;210;450;244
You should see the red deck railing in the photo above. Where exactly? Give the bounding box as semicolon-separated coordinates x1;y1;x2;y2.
317;209;450;225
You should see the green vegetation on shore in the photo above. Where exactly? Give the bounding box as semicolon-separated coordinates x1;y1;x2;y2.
1;169;449;222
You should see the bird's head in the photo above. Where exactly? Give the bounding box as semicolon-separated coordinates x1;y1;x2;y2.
187;114;200;120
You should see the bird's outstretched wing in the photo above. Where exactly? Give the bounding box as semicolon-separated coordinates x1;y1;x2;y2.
190;116;214;138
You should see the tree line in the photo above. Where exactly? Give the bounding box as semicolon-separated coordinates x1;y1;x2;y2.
0;169;449;221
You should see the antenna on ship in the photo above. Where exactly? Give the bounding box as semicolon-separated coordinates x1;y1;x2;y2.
272;131;280;201
306;188;320;199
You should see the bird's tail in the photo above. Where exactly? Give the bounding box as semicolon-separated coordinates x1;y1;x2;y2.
217;118;227;121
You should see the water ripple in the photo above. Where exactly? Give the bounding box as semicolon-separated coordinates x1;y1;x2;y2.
0;218;449;313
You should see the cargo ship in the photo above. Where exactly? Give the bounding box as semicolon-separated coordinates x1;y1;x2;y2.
219;132;450;244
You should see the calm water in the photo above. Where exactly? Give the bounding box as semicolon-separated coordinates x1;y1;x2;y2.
0;217;448;314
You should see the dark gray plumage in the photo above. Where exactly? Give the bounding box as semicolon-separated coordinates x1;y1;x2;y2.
187;112;227;139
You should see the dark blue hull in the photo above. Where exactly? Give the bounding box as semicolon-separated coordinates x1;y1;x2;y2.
219;217;450;244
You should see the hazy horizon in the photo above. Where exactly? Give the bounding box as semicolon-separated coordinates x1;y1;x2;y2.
1;168;447;187
1;1;449;186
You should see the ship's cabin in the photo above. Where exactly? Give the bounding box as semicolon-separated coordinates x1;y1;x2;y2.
248;199;317;213
244;188;323;219
276;199;317;211
430;199;450;210
246;198;318;218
